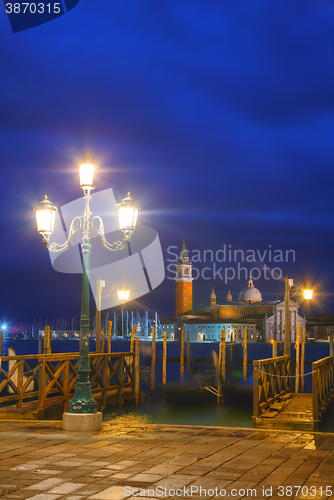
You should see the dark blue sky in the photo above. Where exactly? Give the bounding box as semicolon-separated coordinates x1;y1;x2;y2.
1;0;334;325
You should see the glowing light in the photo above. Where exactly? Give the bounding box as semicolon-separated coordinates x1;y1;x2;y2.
117;193;140;234
303;289;313;300
1;324;7;331
77;151;99;193
34;196;57;238
118;290;130;300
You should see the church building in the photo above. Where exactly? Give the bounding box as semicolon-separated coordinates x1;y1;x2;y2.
172;236;306;343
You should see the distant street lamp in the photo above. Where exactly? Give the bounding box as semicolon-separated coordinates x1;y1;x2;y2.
95;279;131;352
34;151;140;430
284;276;313;356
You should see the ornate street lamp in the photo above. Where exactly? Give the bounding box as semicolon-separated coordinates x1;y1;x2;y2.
34;151;140;430
284;277;313;356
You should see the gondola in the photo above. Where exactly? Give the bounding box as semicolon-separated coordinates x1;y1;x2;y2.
162;372;217;406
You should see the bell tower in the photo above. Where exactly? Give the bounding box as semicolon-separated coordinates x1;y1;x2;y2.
175;235;193;317
210;288;216;308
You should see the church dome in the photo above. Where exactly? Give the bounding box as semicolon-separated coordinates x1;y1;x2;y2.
239;275;262;304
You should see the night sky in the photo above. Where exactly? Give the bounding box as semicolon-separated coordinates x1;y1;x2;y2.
1;0;334;327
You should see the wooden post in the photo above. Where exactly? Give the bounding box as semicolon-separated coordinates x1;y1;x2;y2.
284;276;291;356
38;333;42;355
230;328;233;364
222;328;226;382
101;354;107;411
218;331;223;405
163;331;167;384
107;321;112;354
38;357;46;419
96;277;102;353
272;340;277;358
312;361;318;430
180;326;185;381
135;338;140;405
253;360;260;419
295;324;300;394
301;328;306;393
151;326;156;392
43;326;51;355
243;327;247;381
118;355;124;405
63;358;69;413
101;329;105;354
187;331;190;378
17;360;23;407
130;324;136;354
129;323;136;371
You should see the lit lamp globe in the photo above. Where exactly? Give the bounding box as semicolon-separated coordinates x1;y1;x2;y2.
117;192;140;239
34;195;57;243
78;150;99;194
118;290;130;300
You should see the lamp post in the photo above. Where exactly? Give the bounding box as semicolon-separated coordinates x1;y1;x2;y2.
284;276;313;356
95;281;130;350
34;151;140;431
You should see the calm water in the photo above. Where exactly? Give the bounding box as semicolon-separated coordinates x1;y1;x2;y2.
103;396;253;429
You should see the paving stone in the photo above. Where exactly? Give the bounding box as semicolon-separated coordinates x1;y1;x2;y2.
48;482;86;494
88;485;128;499
127;473;165;482
23;495;62;500
25;478;65;490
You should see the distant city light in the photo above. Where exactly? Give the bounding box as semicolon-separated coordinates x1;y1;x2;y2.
1;324;7;331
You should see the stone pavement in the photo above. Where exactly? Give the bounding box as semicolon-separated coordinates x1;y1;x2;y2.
0;420;333;500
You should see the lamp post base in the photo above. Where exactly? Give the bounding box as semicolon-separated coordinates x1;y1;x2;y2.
62;412;102;432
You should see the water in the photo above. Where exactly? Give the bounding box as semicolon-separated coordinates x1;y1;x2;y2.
103;396;253;429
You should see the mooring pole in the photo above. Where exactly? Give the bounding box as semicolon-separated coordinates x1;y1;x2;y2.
222;328;226;383
301;328;306;393
295;324;300;393
135;338;140;406
107;321;112;354
151;326;156;393
243;327;247;381
180;326;185;381
163;331;167;384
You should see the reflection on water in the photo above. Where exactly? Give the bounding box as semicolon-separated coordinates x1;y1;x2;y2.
101;396;253;435
98;412;155;438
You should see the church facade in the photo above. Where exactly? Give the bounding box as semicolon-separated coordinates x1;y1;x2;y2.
173;236;306;343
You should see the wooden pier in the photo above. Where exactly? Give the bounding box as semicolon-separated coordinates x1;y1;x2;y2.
0;351;139;420
253;355;333;431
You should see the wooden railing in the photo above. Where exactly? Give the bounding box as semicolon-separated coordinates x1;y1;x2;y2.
312;355;333;427
0;352;137;418
253;355;292;418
